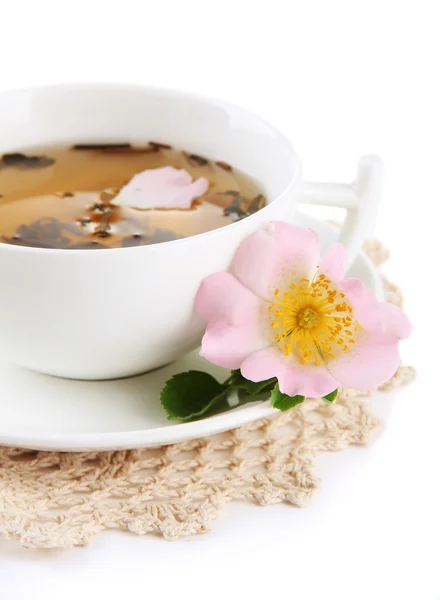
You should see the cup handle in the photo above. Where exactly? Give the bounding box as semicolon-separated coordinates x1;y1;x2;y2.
297;155;383;267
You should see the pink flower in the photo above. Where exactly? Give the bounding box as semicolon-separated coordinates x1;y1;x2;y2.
111;166;208;209
195;222;411;398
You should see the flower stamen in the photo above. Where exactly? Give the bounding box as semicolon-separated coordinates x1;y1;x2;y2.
268;273;361;366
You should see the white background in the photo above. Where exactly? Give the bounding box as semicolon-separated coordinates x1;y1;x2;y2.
0;1;438;598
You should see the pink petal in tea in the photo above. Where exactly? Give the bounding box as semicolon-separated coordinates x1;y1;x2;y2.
111;166;209;210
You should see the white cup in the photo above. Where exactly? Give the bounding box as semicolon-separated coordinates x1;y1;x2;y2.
0;84;383;380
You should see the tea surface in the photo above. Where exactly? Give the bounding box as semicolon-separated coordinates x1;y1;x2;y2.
0;143;266;249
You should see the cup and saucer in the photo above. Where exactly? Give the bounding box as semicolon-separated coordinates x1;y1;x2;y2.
0;84;384;451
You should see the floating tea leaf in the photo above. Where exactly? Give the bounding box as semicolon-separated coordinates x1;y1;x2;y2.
183;152;209;167
1;153;54;169
71;143;132;151
102;147;158;155
215;161;232;172
19;218;63;241
219;190;240;197
71;143;162;155
149;141;173;150
246;194;266;216
223;194;245;219
2;217;70;248
93;210;113;238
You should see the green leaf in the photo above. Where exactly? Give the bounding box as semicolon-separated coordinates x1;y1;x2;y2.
270;383;305;412
322;389;338;403
227;369;277;395
160;371;228;422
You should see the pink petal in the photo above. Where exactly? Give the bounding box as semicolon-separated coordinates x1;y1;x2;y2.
341;278;382;330
111;166;208;209
329;334;400;391
380;302;412;340
241;346;339;398
195;273;271;369
233;222;320;300
320;243;346;281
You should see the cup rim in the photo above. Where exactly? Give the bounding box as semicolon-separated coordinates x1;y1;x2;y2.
0;82;300;256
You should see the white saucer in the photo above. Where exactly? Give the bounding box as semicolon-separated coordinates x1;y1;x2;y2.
0;214;384;451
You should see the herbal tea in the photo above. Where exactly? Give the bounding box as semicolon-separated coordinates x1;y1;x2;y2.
0;143;266;249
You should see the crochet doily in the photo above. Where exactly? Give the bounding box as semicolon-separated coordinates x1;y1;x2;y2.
0;241;415;549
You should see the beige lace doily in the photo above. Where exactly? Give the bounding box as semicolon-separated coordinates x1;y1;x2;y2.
0;241;415;549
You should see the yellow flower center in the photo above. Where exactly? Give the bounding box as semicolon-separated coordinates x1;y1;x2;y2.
297;307;321;329
268;273;361;366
